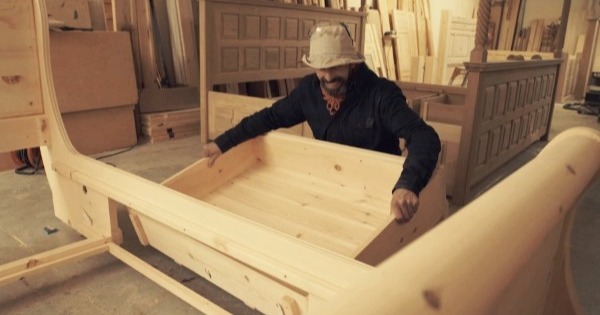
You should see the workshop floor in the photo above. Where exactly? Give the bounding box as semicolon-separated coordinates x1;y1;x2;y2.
0;104;598;315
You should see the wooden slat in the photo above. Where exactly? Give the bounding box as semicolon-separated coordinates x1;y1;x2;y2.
0;238;110;286
161;138;259;197
527;19;545;52
420;0;434;56
256;133;401;202
142;107;199;125
109;244;233;315
410;56;425;82
142;123;199;138
413;0;426;55
377;0;397;80
496;0;521;50
111;0;143;88
135;0;160;89
166;0;199;86
202;165;383;257
88;0;108;30
391;9;418;81
363;22;387;77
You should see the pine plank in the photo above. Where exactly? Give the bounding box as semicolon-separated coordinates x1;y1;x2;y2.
166;0;199;86
363;22;387;77
377;0;397;80
109;244;233;315
391;9;418;81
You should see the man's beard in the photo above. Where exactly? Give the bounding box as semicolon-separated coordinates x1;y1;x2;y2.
320;77;348;98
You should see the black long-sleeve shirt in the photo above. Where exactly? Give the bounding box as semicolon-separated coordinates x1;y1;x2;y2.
214;63;441;195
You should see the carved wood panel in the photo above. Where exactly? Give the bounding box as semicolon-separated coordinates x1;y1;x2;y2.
206;0;365;85
469;64;557;184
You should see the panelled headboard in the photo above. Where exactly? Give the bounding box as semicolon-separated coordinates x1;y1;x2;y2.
199;0;367;142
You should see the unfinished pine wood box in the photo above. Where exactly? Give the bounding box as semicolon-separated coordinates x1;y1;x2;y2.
129;132;448;314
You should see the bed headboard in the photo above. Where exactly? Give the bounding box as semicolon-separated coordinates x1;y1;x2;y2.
199;0;367;142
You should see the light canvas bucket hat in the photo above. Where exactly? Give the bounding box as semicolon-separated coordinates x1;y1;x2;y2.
301;23;365;69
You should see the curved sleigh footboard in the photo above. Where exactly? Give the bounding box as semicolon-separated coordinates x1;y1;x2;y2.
321;127;600;315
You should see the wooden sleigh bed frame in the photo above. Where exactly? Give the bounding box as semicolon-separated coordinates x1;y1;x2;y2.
1;1;599;315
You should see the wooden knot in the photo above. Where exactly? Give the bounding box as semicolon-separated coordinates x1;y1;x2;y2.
26;259;39;269
423;289;441;310
277;296;301;315
2;75;21;85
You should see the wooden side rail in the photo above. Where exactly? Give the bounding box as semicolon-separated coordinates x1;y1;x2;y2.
318;127;600;315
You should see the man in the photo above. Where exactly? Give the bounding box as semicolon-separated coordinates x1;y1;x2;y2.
203;22;440;223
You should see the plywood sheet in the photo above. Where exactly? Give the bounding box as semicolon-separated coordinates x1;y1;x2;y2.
50;31;138;113
62;105;136;155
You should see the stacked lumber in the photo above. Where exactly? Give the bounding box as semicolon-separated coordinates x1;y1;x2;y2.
108;0;201;116
166;0;199;87
141;108;200;143
561;34;585;101
513;19;560;52
270;0;367;10
362;0;433;82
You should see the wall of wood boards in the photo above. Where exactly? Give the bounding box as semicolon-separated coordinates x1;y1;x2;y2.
428;0;478;55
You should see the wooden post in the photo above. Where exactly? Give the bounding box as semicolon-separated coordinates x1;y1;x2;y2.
470;0;491;63
554;0;571;58
573;19;600;99
553;0;571;106
199;0;209;143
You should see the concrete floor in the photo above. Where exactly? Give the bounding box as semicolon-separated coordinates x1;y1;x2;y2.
0;104;598;315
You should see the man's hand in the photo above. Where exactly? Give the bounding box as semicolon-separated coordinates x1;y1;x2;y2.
202;142;222;167
390;188;419;223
